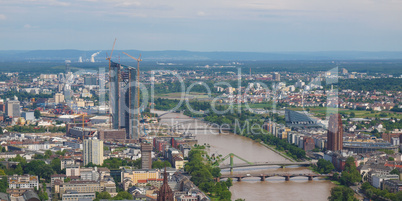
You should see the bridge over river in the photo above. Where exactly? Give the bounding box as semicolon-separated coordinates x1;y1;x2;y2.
219;161;313;169
218;173;332;182
154;109;335;201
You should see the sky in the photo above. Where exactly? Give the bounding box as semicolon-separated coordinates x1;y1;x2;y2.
1;0;402;52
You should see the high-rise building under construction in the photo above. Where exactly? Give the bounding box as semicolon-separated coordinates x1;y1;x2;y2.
109;61;140;140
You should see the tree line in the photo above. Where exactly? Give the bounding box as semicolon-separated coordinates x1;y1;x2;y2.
185;148;232;201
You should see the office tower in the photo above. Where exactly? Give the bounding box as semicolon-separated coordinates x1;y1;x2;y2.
109;61;139;140
141;143;152;169
83;138;104;166
84;77;97;85
55;93;65;104
157;167;174;201
6;100;20;118
273;72;281;81
110;62;120;130
126;67;139;140
0;99;5;112
327;114;343;151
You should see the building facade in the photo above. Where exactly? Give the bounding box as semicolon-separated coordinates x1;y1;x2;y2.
83;138;104;166
327;114;343;151
8;175;39;190
6;100;20;118
141;143;152;169
121;168;159;190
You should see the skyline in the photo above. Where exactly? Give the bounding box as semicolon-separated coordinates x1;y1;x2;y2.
1;0;402;51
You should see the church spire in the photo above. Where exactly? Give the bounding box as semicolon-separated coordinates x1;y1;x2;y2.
157;166;174;201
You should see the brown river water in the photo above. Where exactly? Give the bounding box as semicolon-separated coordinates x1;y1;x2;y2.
155;110;335;201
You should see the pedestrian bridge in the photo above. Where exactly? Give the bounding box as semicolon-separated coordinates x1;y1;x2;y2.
219;161;313;169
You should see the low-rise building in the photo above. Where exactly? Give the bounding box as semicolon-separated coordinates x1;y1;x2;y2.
51;174;66;187
372;174;399;189
61;191;95;201
66;164;80;177
121;168;160;190
384;180;402;193
8;175;39;190
59;181;102;194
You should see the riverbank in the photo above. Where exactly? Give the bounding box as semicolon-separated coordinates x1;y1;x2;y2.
259;141;296;162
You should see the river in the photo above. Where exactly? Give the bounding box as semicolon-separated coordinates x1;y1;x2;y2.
154;110;335;201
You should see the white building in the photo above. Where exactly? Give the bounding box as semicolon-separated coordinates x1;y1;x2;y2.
8;174;39;189
83;138;104;166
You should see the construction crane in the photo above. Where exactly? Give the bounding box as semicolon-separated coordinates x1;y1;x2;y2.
122;52;142;130
73;113;87;129
106;39;117;129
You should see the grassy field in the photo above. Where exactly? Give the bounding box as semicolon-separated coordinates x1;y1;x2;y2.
156;92;210;100
290;107;402;119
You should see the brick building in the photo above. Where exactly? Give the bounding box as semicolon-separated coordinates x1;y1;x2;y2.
303;137;315;151
327;114;343;151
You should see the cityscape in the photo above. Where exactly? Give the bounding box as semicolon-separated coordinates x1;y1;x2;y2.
1;1;402;201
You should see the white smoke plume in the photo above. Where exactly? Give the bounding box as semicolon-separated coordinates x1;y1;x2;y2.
90;51;101;63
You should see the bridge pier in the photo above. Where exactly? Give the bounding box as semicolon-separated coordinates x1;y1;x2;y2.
216;177;220;182
285;176;290;181
260;176;265;181
237;177;242;182
308;176;313;181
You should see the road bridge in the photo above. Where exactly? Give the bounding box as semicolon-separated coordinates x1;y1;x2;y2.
218;173;332;182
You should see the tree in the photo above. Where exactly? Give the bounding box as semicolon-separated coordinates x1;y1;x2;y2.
11;154;27;164
0;127;3;134
211;167;221;178
44;150;52;159
390;168;400;175
226;178;233;189
113;191;133;200
0;176;7;193
315;159;335;174
51;158;62;174
24;160;54;182
85;162;97;168
34;110;41;119
152;160;172;169
14;164;23;175
38;183;48;201
55;150;67;156
340;157;361;186
95;191;111;201
328;186;358;201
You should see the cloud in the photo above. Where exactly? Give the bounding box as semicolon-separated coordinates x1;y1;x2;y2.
24;24;32;28
197;11;206;16
114;1;141;7
49;0;70;7
1;0;70;7
0;14;6;20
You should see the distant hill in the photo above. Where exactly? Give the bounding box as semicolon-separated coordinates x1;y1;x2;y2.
0;50;402;61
